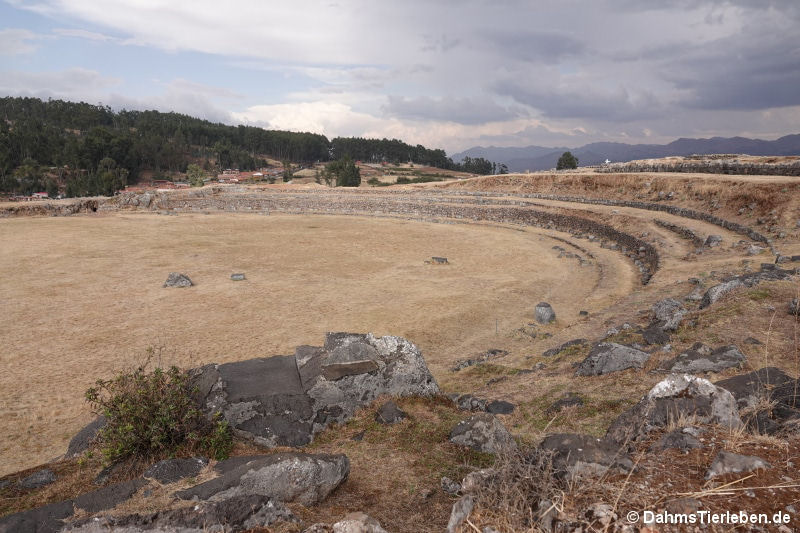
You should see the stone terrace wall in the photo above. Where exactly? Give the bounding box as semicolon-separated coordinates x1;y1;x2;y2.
597;160;800;176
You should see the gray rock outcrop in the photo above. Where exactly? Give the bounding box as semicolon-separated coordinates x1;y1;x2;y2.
715;367;793;410
650;428;703;451
539;433;633;479
189;332;439;448
705;451;770;479
65;416;106;458
575;343;650;376
700;269;795;309
652;298;686;331
176;453;349;506
662;344;746;373
605;375;741;447
449;413;517;454
18;469;56;489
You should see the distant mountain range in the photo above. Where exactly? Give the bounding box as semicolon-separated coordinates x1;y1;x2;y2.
450;135;800;173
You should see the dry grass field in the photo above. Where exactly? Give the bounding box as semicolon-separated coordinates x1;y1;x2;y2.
0;212;622;475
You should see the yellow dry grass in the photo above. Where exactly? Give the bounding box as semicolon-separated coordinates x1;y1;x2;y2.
0;212;615;475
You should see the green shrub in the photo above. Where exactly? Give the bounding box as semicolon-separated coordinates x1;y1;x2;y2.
85;363;232;464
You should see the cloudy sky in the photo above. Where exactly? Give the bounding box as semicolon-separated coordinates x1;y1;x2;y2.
1;0;798;153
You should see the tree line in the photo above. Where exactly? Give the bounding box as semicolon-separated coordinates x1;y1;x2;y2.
0;96;502;197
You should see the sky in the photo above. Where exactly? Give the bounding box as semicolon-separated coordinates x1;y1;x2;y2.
0;0;799;154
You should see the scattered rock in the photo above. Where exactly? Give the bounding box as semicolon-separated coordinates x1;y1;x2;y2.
375;401;407;424
163;272;193;288
650;428;703;451
143;457;208;484
431;256;449;264
546;393;584;415
446;495;474;533
18;468;56;489
65;416;106;458
652;298;686;331
583;503;617;529
539;433;633;479
441;476;461;496
744;337;763;345
575;343;650;376
451;393;488;412
642;323;670;345
452;349;508;371
661;344;746;373
486;400;515;415
705;235;722;247
449;413;517;454
747;245;765;256
188;333;439;448
579;310;589;316
230;273;246;281
605;375;741;447
789;299;800;316
705;451;770;479
328;512;388;533
535;302;556;324
176;453;350;506
542;338;588;357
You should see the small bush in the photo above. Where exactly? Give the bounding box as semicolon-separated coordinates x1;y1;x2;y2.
85;362;232;464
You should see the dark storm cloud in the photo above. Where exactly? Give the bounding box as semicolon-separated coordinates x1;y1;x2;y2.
662;30;800;110
383;95;527;125
492;79;664;122
481;30;587;64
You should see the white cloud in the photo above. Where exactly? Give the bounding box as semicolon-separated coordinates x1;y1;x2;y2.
52;28;114;41
0;28;39;55
0;67;120;97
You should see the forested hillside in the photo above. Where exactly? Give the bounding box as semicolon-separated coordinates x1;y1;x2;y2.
0;97;496;197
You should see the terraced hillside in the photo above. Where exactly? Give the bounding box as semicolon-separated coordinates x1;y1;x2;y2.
2;170;800;532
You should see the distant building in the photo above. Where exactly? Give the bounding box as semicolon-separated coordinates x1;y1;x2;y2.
32;192;49;199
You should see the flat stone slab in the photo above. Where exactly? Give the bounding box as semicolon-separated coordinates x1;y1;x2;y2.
74;479;148;514
143;457;208;484
18;468;56;489
176;453;349;506
63;494;296;533
375;401;407;424
0;499;74;533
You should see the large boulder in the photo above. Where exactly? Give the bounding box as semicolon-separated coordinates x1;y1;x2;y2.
176;453;349;506
534;302;556;324
575;343;650;376
143;457;208;484
449;413;517;454
0;499;74;533
661;344;746;374
605;375;741;447
188;333;439;448
539;433;633;479
652;298;686;332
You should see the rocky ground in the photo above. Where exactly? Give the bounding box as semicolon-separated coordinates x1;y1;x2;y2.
3;169;800;532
